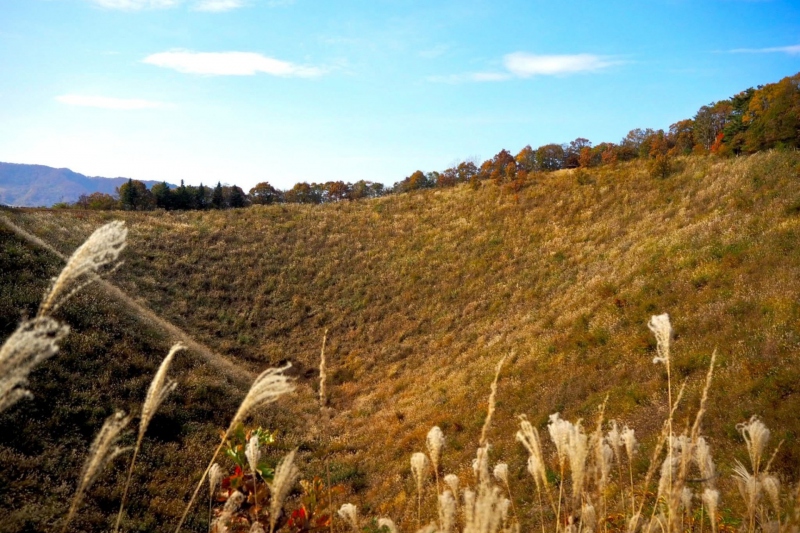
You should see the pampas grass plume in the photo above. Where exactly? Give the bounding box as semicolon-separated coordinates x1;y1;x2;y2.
38;220;127;317
269;449;300;533
63;410;131;533
426;426;444;478
378;518;399;533
0;317;69;413
115;343;184;533
232;363;295;429
338;503;359;532
648;313;672;365
444;474;460;497
438;490;457;533
737;416;770;474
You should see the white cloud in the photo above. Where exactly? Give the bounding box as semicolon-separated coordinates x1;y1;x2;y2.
56;94;165;110
430;52;619;84
729;44;800;54
142;50;325;77
503;52;617;77
193;0;245;12
87;0;181;10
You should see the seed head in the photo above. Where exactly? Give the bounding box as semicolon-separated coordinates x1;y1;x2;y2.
338;503;359;532
426;426;445;474
411;452;430;493
39;220;127;317
736;416;770;474
648;313;672;364
0;317;69;413
246;435;261;476
208;463;223;498
378;518;399;533
269;449;299;533
444;473;460;496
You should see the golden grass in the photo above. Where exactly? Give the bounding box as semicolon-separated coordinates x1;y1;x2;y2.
3;152;800;531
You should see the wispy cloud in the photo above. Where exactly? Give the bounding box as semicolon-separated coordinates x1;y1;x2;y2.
504;52;618;77
431;52;620;83
728;44;800;54
192;0;246;12
56;94;165;109
142;50;325;77
86;0;181;10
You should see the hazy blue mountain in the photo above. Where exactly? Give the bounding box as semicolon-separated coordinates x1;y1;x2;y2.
0;162;172;207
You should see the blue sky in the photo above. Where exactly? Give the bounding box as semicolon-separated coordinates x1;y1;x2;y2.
1;0;799;190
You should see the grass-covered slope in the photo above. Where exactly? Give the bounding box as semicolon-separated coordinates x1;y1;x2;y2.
4;151;800;531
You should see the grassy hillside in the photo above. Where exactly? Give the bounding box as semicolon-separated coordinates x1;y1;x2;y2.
3;151;800;532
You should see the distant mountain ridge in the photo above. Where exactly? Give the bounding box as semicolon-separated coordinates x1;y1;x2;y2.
0;162;169;207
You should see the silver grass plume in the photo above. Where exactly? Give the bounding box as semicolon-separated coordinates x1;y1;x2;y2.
63;410;131;533
622;425;637;461
115;343;184;533
701;489;719;533
269;449;300;533
426;426;445;486
378;518;399;533
140;343;183;442
416;524;438;533
694;437;716;486
444;474;460;497
737;416;770;475
0;317;69;413
411;452;430;527
214;490;245;529
606;420;623;465
175;364;294;533
208;462;224;532
493;463;509;485
647;314;672;365
480;355;507;447
548;413;572;467
246;435;263;516
472;444;490;486
733;460;761;532
38;220;127;317
516;415;547;491
232;364;295;429
209;463;224;498
246;435;262;477
762;474;780;515
439;490;457;533
318;329;328;406
566;420;588;504
338;503;359;533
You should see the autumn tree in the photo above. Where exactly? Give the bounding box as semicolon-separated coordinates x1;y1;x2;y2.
118;179;155;211
565;138;591;168
249;182;282;204
75;192;117;210
515;145;538;172
535;143;565;171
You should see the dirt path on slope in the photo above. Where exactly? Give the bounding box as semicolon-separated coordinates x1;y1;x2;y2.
0;214;255;388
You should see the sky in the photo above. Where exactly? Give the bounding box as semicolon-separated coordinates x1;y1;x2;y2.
1;0;799;191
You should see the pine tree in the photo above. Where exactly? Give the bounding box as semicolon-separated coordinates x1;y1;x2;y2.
212;182;224;209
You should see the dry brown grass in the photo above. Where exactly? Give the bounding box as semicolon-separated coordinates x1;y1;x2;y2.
3;151;800;531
